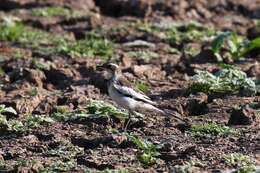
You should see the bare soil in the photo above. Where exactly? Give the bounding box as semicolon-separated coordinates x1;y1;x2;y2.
0;0;259;172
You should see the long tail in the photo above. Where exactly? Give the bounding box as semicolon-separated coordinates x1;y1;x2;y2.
141;103;187;123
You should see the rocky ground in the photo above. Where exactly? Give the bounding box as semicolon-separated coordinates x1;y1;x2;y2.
0;0;259;172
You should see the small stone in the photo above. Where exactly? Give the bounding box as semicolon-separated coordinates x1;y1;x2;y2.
228;105;260;125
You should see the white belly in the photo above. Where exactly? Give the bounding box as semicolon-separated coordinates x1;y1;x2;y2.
108;85;137;111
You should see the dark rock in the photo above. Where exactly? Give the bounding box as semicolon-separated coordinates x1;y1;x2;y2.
228;105;260;125
95;0;153;17
246;62;260;77
25;69;46;87
185;93;208;116
0;0;96;11
35;132;55;141
77;155;114;170
71;134;128;149
44;67;74;89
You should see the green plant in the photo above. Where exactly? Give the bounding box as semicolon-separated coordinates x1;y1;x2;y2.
84;168;132;173
135;81;150;93
24;114;55;129
190;122;238;138
60;34;114;59
31;6;71;17
189;67;257;96
0;105;22;133
14;159;43;172
129;135;161;166
52;101;128;122
211;32;260;61
224;153;256;173
0;16;26;42
44;140;83;160
26;87;38;97
127;50;159;62
174;162;194;173
0;160;6;171
40;160;76;173
87;100;128;119
0;16;70;55
224;153;255;167
233;165;256;173
137;21;215;45
0;104;17;115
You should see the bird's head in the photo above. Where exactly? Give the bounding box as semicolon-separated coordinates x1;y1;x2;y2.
97;62;120;80
106;63;119;72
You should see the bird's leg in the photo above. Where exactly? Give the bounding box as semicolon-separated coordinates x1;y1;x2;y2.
124;111;132;131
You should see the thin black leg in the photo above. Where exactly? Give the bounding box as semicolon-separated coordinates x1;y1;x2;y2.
124;111;131;131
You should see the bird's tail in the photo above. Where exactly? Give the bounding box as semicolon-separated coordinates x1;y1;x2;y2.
141;103;187;123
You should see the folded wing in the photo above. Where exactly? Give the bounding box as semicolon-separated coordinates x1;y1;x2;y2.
113;83;156;105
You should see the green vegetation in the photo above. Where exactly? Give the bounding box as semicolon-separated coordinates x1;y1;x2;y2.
84;168;132;173
60;34;114;59
0;105;56;134
174;162;194;173
13;159;76;173
44;140;83;160
87;100;128;119
0;105;21;133
0;114;55;134
224;153;254;167
173;161;204;173
40;160;76;172
211;32;260;61
129;135;161;166
0;16;114;59
0;21;26;42
232;165;257;173
53;101;128;122
224;153;256;173
0;16;71;55
26;87;38;97
24;114;55;129
0;160;6;171
0;104;17;115
32;6;71;17
190;122;238;138
14;159;43;172
138;21;215;45
189;67;257;96
127;50;159;62
135;81;150;93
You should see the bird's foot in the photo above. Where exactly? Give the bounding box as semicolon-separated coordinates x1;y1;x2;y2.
124;117;131;132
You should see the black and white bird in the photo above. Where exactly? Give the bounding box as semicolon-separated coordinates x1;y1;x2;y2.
101;63;185;129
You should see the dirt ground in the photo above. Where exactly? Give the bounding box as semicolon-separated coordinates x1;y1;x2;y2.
0;0;259;173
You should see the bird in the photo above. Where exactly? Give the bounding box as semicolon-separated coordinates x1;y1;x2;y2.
101;63;186;130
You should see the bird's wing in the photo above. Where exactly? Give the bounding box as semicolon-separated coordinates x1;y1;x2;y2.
113;83;156;105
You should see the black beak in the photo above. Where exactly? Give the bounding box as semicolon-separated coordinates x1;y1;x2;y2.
96;63;110;71
96;64;106;71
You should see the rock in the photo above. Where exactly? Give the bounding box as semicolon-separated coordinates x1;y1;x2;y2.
132;65;165;80
2;88;47;115
77;155;114;170
33;95;58;114
228;105;260;125
71;134;128;149
185;93;208;116
246;62;260;77
44;67;74;89
25;69;46;88
95;0;153;17
247;25;260;39
0;0;96;11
